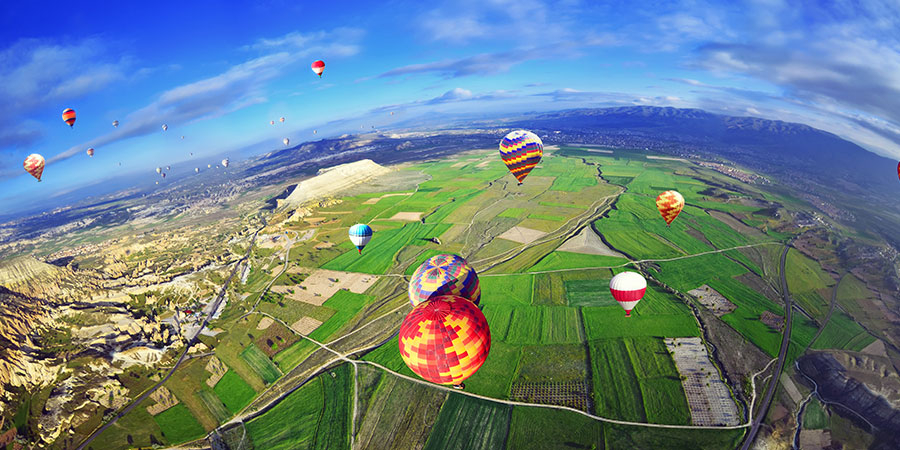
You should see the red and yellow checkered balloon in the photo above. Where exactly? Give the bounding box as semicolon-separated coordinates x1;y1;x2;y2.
398;295;491;385
656;190;685;226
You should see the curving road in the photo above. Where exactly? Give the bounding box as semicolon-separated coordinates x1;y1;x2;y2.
740;243;793;450
76;223;264;450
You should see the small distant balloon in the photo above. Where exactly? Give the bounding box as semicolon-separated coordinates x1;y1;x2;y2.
283;137;290;146
207;164;212;168
311;60;325;77
86;148;94;157
656;190;685;226
161;172;166;179
181;136;185;140
279;117;285;123
222;158;229;168
24;154;45;181
609;272;647;317
195;167;200;173
112;120;119;128
165;166;170;170
313;130;317;134
156;167;162;174
348;224;373;254
162;124;168;131
270;120;275;125
62;108;76;127
390;111;394;116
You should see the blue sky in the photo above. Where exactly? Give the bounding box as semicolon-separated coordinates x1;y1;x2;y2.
2;0;899;215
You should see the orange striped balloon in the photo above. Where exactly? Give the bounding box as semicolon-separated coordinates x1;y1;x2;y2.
656;190;684;226
62;108;76;127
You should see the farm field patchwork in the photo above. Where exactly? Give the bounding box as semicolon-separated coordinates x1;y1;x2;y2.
213;370;257;414
152;404;206;445
240;344;282;384
423;394;511;450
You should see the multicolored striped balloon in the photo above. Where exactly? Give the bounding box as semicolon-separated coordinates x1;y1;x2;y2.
23;154;45;182
399;295;491;385
499;130;543;184
349;224;373;254
62;108;76;127
656;190;685;226
609;271;647;317
408;254;480;306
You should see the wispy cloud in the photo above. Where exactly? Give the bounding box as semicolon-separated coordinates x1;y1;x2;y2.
378;45;576;79
417;0;579;45
44;28;364;165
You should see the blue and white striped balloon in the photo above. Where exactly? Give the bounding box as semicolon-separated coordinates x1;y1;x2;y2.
349;224;373;254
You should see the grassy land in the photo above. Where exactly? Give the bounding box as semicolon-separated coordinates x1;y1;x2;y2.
152;404;206;445
321;222;451;274
310;290;373;342
588;337;690;425
581;284;700;339
710;277;784;356
811;310;875;351
213;370;257;414
803;398;829;430
240;344;282;384
196;389;231;423
528;251;627;272
480;274;534;306
506;407;603;449
423;394;511;450
246;364;351;450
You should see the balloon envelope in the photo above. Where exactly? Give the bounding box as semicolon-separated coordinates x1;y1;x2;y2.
656;190;685;226
609;272;647;316
23;154;45;181
283;138;290;146
86;148;94;157
499;130;543;184
270;120;275;125
348;224;373;253
311;60;325;77
399;295;490;385
409;254;480;306
112;120;119;128
279;117;285;123
156;167;162;174
62;108;76;127
221;158;229;168
162;124;168;131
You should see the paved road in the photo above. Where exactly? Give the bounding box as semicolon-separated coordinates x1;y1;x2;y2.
741;243;793;450
76;224;264;450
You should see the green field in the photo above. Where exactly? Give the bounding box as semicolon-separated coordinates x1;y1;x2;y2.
480;274;534;306
581;284;700;339
811;310;875;351
803;398;829;430
310;290;373;342
246;364;351;450
506;407;603;449
152;404;206;445
240;344;282;384
196;389;231;423
588;337;690;424
710;277;784;356
321;222;451;274
273;340;317;371
497;207;526;219
213;370;257;414
423;394;510;450
528;213;566;221
528;251;627;272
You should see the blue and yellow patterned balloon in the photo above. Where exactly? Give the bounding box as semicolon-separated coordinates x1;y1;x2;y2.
409;254;480;306
499;130;543;184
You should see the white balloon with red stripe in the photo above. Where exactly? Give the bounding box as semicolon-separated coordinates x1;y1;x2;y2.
609;271;647;317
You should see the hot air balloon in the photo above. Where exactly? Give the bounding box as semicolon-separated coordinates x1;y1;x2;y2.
656;190;685;226
86;148;94;157
283;138;290;146
390;111;394;116
23;154;45;181
156;167;162;174
313;130;317;134
62;108;76;127
897;161;899;182
279;117;285;123
409;254;480;307
112;120;119;128
270;120;275;125
221;158;229;168
348;224;373;254
162;124;168;131
399;295;490;386
499;130;543;185
195;167;200;173
609;272;647;317
311;60;325;77
181;136;185;140
155;181;159;185
166;166;170;171
207;164;212;168
161;173;166;179
118;162;122;166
